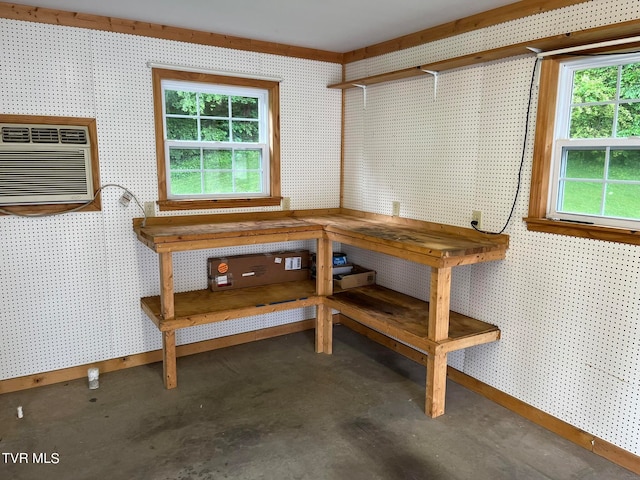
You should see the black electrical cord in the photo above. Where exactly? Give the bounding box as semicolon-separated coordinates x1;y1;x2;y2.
471;49;640;234
472;57;541;235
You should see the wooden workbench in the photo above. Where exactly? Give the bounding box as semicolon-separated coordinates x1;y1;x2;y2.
133;208;509;418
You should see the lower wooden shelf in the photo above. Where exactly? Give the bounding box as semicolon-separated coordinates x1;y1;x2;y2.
141;279;321;331
326;284;500;355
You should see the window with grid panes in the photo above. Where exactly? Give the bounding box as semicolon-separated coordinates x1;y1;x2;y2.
152;69;281;210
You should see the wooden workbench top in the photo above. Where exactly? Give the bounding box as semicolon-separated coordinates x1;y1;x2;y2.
136;217;324;245
133;208;508;264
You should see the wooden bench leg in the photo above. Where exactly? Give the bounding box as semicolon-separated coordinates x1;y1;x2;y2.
315;236;333;354
426;350;447;417
426;266;451;417
163;330;177;389
316;303;333;354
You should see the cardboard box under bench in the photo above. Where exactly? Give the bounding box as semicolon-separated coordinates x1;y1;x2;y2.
208;250;310;291
333;265;376;290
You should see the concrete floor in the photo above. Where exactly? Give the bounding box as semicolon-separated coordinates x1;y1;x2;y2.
1;326;638;480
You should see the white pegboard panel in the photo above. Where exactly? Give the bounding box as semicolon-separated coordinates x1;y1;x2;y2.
342;90;366;211
474;55;539;233
342;0;640;454
176;306;315;346
345;0;640;82
343;66;482;226
0;18;341;378
346;29;487;82
0;20;95;118
487;0;640;51
0;214;112;378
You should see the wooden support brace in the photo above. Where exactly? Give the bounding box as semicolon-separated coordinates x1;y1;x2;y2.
426;267;452;417
315;236;333;354
429;266;451;341
159;252;175;319
426;350;448;417
159;252;176;388
316;303;333;354
163;330;177;389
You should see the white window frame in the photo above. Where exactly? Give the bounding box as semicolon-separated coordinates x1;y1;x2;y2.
548;53;640;230
161;79;270;200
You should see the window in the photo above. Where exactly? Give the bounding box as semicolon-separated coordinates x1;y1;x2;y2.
526;52;640;245
152;69;281;210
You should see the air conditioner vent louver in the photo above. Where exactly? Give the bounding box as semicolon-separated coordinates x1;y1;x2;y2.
59;128;87;144
1;126;30;143
0;123;93;205
31;127;59;143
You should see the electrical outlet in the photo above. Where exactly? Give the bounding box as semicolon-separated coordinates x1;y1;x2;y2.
144;201;156;217
471;210;482;229
392;201;400;217
281;197;291;210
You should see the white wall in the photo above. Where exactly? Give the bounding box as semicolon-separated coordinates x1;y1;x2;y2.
3;0;640;460
0;20;342;379
343;0;640;455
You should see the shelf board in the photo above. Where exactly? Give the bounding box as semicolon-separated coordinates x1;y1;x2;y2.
135;217;324;253
318;213;508;267
328;43;534;89
142;279;321;331
327;284;500;354
329;20;640;90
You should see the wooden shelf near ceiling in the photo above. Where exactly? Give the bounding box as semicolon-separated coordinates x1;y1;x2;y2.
328;19;640;90
328;43;534;89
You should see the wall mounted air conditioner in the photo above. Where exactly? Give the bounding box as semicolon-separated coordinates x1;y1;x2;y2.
0;123;94;205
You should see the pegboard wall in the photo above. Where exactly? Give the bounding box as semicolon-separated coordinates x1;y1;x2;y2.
342;0;640;455
0;20;341;379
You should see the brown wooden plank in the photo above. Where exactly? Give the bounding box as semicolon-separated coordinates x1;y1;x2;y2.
315;237;334;354
336;209;510;245
426;351;448;417
142;280;320;330
159;252;174;320
593;439;640;475
138;217;324;245
316;303;333;354
322;217;505;258
0;2;343;63
162;330;177;389
327;284;499;351
439;330;501;353
429;267;451;341
342;0;590;63
133;208;342;228
334;18;640;90
524;217;640;246
134;211;508;263
155;231;324;253
528;58;560;219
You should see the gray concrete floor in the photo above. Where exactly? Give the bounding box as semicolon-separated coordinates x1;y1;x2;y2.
1;326;638;480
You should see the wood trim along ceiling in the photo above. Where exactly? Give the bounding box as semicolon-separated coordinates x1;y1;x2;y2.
0;0;590;64
0;1;343;63
342;0;592;63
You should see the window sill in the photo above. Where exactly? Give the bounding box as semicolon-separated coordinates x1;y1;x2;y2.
0;201;101;216
158;197;282;211
524;217;640;246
